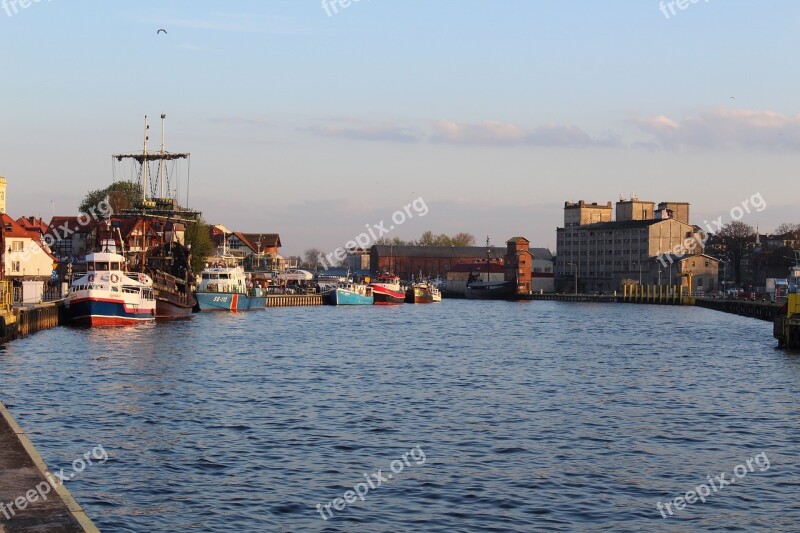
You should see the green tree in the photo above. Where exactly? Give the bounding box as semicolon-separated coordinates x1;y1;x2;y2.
184;219;214;274
450;232;476;246
79;181;142;216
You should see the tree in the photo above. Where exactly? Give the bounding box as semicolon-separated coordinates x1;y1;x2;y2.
716;221;756;286
451;232;476;246
375;237;413;246
184;219;214;275
774;223;800;235
303;248;323;269
79;181;142;216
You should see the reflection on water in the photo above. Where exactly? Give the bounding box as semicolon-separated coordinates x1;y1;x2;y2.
1;302;799;532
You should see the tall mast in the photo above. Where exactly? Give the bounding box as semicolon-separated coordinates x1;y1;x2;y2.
158;113;166;199
142;115;149;204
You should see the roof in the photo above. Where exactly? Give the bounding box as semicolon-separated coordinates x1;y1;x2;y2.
506;236;529;244
372;245;507;259
240;233;281;249
530;248;553;261
2;213;38;239
46;216;92;240
581;219;662;230
16;216;48;235
208;228;281;252
3;214;57;260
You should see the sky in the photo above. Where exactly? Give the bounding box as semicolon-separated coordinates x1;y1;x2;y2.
1;0;799;256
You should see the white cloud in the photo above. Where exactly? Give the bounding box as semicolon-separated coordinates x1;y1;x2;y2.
634;108;800;151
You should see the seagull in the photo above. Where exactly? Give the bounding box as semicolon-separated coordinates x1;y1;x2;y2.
157;29;167;35
730;96;735;100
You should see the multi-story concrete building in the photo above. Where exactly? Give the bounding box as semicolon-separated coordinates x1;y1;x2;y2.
556;198;704;292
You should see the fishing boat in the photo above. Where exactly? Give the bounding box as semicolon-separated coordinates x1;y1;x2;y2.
66;251;156;326
328;282;374;305
405;282;442;303
370;274;406;305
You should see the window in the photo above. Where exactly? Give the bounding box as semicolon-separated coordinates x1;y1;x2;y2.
11;241;22;252
11;261;20;272
111;262;120;270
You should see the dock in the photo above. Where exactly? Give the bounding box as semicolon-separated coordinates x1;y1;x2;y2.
265;294;323;307
695;297;783;322
0;402;98;532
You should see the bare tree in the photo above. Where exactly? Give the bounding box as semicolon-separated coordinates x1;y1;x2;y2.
302;248;323;269
774;223;800;235
716;221;756;285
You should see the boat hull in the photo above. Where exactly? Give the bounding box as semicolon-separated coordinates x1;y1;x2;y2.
405;286;441;303
68;297;156;326
371;285;405;305
155;298;195;319
329;288;374;305
195;292;266;311
465;281;516;300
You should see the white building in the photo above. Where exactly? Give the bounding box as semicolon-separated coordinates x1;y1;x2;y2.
3;213;56;281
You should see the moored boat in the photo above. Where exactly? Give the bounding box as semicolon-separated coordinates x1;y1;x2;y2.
328;282;374;305
370;274;405;305
405;282;442;303
464;279;516;300
196;263;266;311
66;252;156;326
142;241;197;319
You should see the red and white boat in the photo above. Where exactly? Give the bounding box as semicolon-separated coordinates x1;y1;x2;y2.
66;252;156;326
370;274;406;305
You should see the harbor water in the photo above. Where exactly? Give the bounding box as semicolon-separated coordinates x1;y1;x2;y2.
0;301;798;532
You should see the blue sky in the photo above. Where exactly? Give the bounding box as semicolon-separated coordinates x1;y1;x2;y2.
1;0;799;255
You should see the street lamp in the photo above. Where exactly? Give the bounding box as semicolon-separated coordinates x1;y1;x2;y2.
567;262;577;295
658;267;662;287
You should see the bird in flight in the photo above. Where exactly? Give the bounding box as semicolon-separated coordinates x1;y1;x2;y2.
157;29;167;35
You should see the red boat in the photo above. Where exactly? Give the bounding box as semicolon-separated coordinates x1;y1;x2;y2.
370;275;406;305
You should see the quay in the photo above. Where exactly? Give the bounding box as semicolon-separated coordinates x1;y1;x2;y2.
695;297;783;322
265;294;323;307
0;402;98;532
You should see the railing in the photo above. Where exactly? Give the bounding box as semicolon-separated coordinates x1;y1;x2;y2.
0;281;11;314
11;284;64;305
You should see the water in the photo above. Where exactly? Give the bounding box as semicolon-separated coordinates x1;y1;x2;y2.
1;302;798;532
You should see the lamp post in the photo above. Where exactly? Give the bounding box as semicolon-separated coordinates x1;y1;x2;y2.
658;267;662;287
567;262;577;295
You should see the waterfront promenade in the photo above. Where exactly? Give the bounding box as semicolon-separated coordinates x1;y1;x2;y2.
0;402;98;532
